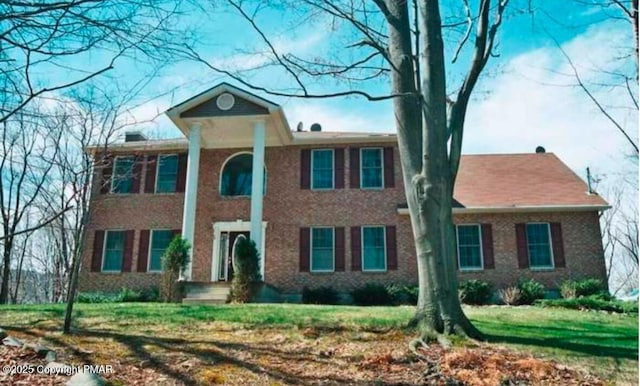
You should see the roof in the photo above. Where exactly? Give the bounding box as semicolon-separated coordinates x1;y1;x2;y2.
453;153;608;209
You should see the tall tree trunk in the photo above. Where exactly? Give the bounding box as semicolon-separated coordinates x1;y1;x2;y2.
384;0;481;340
0;240;13;304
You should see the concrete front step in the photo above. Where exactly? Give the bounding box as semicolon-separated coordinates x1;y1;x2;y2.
182;282;231;304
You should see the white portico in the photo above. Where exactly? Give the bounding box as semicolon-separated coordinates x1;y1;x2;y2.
165;83;294;281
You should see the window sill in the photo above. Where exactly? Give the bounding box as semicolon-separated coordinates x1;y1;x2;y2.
309;270;335;274
529;267;555;272
100;271;122;274
310;188;335;192
460;268;484;273
361;270;387;274
359;186;384;191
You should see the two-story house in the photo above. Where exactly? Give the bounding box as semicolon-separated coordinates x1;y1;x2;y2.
79;83;610;302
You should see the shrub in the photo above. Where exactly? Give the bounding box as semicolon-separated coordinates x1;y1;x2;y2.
302;286;339;305
574;278;608;298
229;237;262;303
76;291;120;303
498;287;521;305
536;295;639;314
119;287;142;302
351;283;393;306
458;280;493;305
517;278;545;305
560;278;610;301
560;281;578;299
161;236;191;303
386;285;418;305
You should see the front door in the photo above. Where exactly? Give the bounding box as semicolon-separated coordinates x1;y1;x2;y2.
216;231;250;281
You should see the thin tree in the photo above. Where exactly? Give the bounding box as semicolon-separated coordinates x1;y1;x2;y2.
185;0;509;341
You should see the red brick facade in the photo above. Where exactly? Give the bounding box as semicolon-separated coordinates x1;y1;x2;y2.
79;144;608;295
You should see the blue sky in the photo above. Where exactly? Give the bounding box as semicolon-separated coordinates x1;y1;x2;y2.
105;1;636;190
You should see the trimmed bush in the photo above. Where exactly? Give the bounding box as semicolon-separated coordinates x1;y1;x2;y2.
517;278;546;305
351;283;393;306
560;278;610;300
161;236;191;303
76;291;121;303
229;237;262;303
536;295;639;314
302;286;339;305
458;280;493;305
76;286;160;303
499;286;521;306
386;285;419;305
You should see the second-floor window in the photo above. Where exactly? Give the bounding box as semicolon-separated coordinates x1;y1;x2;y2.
156;155;178;193
361;148;383;189
311;149;334;190
111;156;134;194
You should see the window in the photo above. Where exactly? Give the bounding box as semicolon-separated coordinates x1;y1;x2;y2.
102;231;125;272
456;225;483;270
311;149;334;189
362;226;386;271
526;223;553;268
360;148;383;188
220;153;266;196
149;230;174;272
111;157;134;193
311;227;334;272
156;155;178;193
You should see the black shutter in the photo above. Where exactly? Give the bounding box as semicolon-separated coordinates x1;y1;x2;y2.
386;225;397;270
349;147;360;188
301;149;311;189
383;147;395;188
550;222;566;268
481;224;495;269
334;148;344;189
138;230;150;272
351;227;362;271
145;155;157;193
335;227;345;271
299;227;310;272
91;231;105;272
515;223;529;269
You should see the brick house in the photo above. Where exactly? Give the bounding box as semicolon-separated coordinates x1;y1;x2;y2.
79;83;610;301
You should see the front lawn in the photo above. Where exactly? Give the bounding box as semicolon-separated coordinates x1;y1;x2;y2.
1;303;637;384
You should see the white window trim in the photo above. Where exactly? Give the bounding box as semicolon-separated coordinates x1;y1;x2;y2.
361;225;387;272
359;147;384;190
148;229;173;273
526;222;555;270
310;226;335;272
455;224;484;271
110;156;134;194
218;151;267;198
310;149;335;190
154;154;178;194
101;230;124;273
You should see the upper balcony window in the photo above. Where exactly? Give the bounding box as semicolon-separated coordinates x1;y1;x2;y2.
220;153;266;197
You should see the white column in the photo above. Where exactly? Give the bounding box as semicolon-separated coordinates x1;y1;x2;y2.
250;120;266;277
181;123;201;281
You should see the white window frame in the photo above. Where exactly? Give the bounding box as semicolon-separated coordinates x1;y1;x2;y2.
110;156;134;194
148;229;173;273
218;151;267;197
361;225;387;272
359;147;384;189
310;149;335;190
101;230;125;273
310;226;335;272
455;224;484;271
154;154;179;194
526;222;555;270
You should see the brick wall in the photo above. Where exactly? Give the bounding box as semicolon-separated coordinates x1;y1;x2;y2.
79;145;607;295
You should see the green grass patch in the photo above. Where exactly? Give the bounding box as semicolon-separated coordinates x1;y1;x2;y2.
0;303;637;383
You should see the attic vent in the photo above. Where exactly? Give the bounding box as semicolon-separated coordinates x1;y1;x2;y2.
535;146;546;153
216;93;235;111
310;123;322;132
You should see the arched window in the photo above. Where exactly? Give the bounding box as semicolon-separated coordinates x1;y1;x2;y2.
220;153;266;196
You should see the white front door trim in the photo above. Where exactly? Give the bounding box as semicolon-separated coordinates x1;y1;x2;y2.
211;220;267;282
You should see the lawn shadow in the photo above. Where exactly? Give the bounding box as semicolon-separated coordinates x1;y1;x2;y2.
482;323;638;360
3;324;397;385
